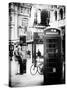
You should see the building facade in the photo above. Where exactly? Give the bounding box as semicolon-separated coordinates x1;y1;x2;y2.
9;3;65;58
9;3;32;43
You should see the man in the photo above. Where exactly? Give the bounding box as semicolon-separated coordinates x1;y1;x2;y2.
37;49;41;57
14;45;23;74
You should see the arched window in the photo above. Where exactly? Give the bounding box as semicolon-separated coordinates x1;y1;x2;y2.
59;8;63;20
55;11;57;20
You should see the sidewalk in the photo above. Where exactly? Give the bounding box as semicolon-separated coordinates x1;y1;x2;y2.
10;57;44;87
11;73;43;87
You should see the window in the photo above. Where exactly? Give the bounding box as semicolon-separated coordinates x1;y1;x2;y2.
59;8;63;20
55;11;57;20
41;10;50;26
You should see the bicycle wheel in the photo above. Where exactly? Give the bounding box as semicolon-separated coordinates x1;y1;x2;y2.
30;64;37;75
38;64;43;75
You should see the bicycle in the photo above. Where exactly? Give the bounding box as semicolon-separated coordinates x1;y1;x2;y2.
30;60;44;75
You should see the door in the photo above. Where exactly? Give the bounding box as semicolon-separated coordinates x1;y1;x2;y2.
44;36;62;80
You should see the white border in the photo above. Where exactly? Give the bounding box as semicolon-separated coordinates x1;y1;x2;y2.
0;0;67;90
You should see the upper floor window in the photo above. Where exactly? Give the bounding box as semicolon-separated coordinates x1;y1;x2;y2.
41;10;50;26
59;8;63;20
55;11;57;20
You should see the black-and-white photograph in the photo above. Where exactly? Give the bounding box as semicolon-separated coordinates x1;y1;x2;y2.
9;2;65;87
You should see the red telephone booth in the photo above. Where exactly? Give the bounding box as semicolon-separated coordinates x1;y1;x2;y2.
43;28;63;84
